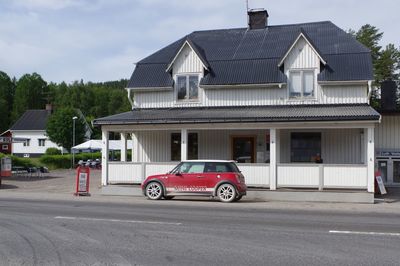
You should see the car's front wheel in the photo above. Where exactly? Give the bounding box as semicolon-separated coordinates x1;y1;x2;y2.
217;183;237;203
145;182;163;200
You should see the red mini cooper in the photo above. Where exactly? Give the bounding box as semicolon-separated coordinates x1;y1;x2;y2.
141;160;247;202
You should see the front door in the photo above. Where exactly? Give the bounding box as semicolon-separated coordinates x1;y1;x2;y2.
232;137;255;163
377;160;388;183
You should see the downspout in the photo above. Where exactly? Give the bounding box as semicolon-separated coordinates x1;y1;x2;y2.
367;80;373;105
126;88;135;109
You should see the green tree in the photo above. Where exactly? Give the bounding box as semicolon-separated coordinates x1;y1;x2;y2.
0;71;15;132
46;107;86;151
12;73;48;123
375;44;400;82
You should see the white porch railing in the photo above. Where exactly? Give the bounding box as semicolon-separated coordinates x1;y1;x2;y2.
108;162;178;184
107;162;368;190
237;163;269;187
323;165;368;188
277;163;368;189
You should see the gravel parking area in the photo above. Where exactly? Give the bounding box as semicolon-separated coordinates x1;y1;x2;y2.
0;169;102;195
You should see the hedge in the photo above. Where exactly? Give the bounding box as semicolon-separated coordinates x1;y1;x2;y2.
0;153;38;168
39;152;102;169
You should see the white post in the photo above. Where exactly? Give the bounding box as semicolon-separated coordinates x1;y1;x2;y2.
181;128;188;161
366;127;375;193
120;133;127;162
269;128;279;190
101;129;109;186
131;132;139;162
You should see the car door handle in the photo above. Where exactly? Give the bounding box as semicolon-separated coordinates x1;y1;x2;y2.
197;175;205;178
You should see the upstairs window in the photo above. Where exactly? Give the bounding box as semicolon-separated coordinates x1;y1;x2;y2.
176;75;199;101
289;70;314;98
38;139;46;147
23;139;30;147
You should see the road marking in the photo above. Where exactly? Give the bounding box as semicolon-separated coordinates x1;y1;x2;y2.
54;216;182;226
329;230;400;237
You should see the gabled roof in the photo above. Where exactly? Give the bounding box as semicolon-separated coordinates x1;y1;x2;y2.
166;38;210;72
127;21;373;89
277;29;327;67
93;104;380;125
10;110;50;131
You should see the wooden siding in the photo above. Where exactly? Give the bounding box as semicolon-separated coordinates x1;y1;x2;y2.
172;44;204;75
284;37;320;70
375;115;400;150
134;85;368;108
321;85;368;104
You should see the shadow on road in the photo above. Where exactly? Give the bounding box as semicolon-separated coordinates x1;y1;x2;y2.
0;184;19;190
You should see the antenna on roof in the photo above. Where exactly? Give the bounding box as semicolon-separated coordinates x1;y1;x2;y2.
245;0;249;27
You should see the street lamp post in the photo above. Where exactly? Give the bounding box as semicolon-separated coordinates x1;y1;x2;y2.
72;116;78;169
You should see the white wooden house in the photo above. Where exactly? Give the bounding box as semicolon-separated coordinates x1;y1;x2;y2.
94;10;380;193
10;109;63;157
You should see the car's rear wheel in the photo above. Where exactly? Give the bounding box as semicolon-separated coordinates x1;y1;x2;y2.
217;183;236;203
145;182;163;200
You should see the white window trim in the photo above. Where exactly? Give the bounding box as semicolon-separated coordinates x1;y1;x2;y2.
288;68;317;100
2;144;8;150
174;73;202;104
38;139;46;147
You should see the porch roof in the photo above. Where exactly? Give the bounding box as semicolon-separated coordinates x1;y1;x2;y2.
93;104;380;126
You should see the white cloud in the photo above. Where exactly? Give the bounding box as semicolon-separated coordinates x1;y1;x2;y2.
11;0;84;10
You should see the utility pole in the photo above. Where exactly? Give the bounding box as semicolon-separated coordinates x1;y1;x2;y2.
72;116;78;169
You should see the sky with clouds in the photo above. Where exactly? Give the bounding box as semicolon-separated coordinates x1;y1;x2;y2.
0;0;398;83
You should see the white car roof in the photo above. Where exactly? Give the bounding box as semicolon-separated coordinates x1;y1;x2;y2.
182;160;235;163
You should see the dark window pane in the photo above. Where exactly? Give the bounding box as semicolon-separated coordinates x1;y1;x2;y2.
394;161;400;183
171;133;181;161
233;137;254;163
188;133;198;160
290;132;321;162
177;76;187;100
188;76;198;99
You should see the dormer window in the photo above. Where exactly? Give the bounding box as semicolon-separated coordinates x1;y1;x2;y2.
289;70;315;98
176;75;199;101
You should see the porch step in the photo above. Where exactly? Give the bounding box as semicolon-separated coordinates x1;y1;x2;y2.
101;185;374;203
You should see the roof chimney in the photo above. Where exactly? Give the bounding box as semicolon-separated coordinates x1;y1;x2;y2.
45;103;53;114
248;8;268;30
380;80;397;111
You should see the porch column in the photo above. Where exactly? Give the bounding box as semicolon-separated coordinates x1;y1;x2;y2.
101;129;109;186
366;127;375;193
131;132;139;162
181;128;188;161
269;128;279;190
120;133;127;162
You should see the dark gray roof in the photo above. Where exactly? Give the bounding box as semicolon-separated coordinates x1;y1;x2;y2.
10;110;50;131
128;21;373;88
93;104;380;125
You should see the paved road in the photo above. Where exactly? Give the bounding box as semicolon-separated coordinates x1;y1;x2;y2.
0;197;399;266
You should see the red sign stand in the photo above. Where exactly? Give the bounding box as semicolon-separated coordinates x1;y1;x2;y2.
74;165;91;196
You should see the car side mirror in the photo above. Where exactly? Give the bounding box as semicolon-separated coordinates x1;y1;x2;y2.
175;172;182;176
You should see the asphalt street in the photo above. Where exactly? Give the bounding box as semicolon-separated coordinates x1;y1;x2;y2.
0;197;399;266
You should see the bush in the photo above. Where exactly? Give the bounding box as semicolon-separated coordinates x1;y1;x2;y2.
0;152;38;168
39;152;102;169
45;147;62;155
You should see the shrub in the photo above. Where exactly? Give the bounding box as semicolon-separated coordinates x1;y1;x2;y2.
45;147;62;155
0;152;38;168
39;152;102;169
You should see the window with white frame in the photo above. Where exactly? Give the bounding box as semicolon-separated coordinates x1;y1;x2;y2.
23;139;30;146
38;139;46;146
289;70;315;98
2;144;8;150
176;75;199;101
